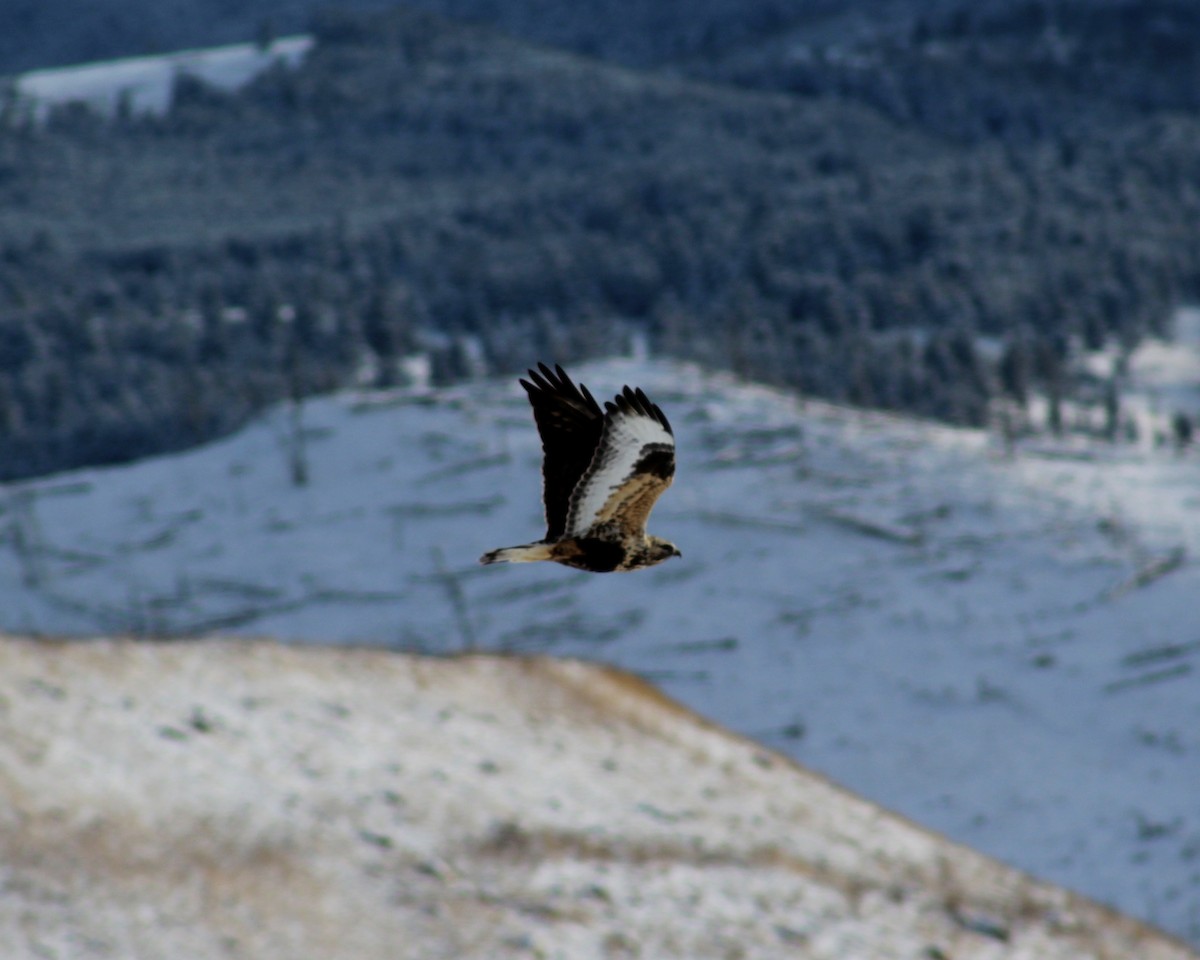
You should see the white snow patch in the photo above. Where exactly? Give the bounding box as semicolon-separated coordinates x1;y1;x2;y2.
0;357;1198;946
13;35;312;120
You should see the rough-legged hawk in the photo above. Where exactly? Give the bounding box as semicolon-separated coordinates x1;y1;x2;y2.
480;363;681;573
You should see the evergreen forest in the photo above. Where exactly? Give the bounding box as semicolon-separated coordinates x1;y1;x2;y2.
1;1;1199;480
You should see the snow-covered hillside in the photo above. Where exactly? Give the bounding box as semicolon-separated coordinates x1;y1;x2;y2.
13;36;311;120
5;637;1192;960
2;357;1198;945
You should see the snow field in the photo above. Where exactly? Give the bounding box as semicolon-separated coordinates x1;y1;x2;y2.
0;357;1197;944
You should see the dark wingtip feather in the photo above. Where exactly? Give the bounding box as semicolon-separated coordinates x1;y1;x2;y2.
527;362;573;396
527;364;672;433
609;384;673;436
633;386;673;435
653;401;673;436
523;363;605;422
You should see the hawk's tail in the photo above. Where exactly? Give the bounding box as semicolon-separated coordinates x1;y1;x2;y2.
479;542;556;565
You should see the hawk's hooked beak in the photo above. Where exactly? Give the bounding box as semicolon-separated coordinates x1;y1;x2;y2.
672;546;683;559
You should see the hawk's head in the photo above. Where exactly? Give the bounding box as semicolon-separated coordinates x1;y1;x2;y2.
644;536;682;566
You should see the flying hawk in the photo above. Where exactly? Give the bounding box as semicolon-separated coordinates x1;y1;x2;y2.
480;363;681;573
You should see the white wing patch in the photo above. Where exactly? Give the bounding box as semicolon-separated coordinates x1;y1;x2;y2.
566;406;674;537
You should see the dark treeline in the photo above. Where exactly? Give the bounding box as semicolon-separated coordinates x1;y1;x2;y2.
703;0;1200;142
1;4;1200;480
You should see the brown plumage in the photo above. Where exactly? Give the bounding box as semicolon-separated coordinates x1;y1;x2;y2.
480;363;681;573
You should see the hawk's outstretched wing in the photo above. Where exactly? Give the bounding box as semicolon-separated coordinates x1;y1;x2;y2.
565;385;675;539
520;363;605;541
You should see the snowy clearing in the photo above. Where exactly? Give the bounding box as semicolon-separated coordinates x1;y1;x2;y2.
0;357;1198;945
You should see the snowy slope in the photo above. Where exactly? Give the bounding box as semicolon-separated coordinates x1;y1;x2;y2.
2;357;1198;945
13;36;312;120
5;637;1192;960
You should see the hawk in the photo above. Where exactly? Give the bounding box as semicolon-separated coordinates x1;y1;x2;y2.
480;363;681;573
